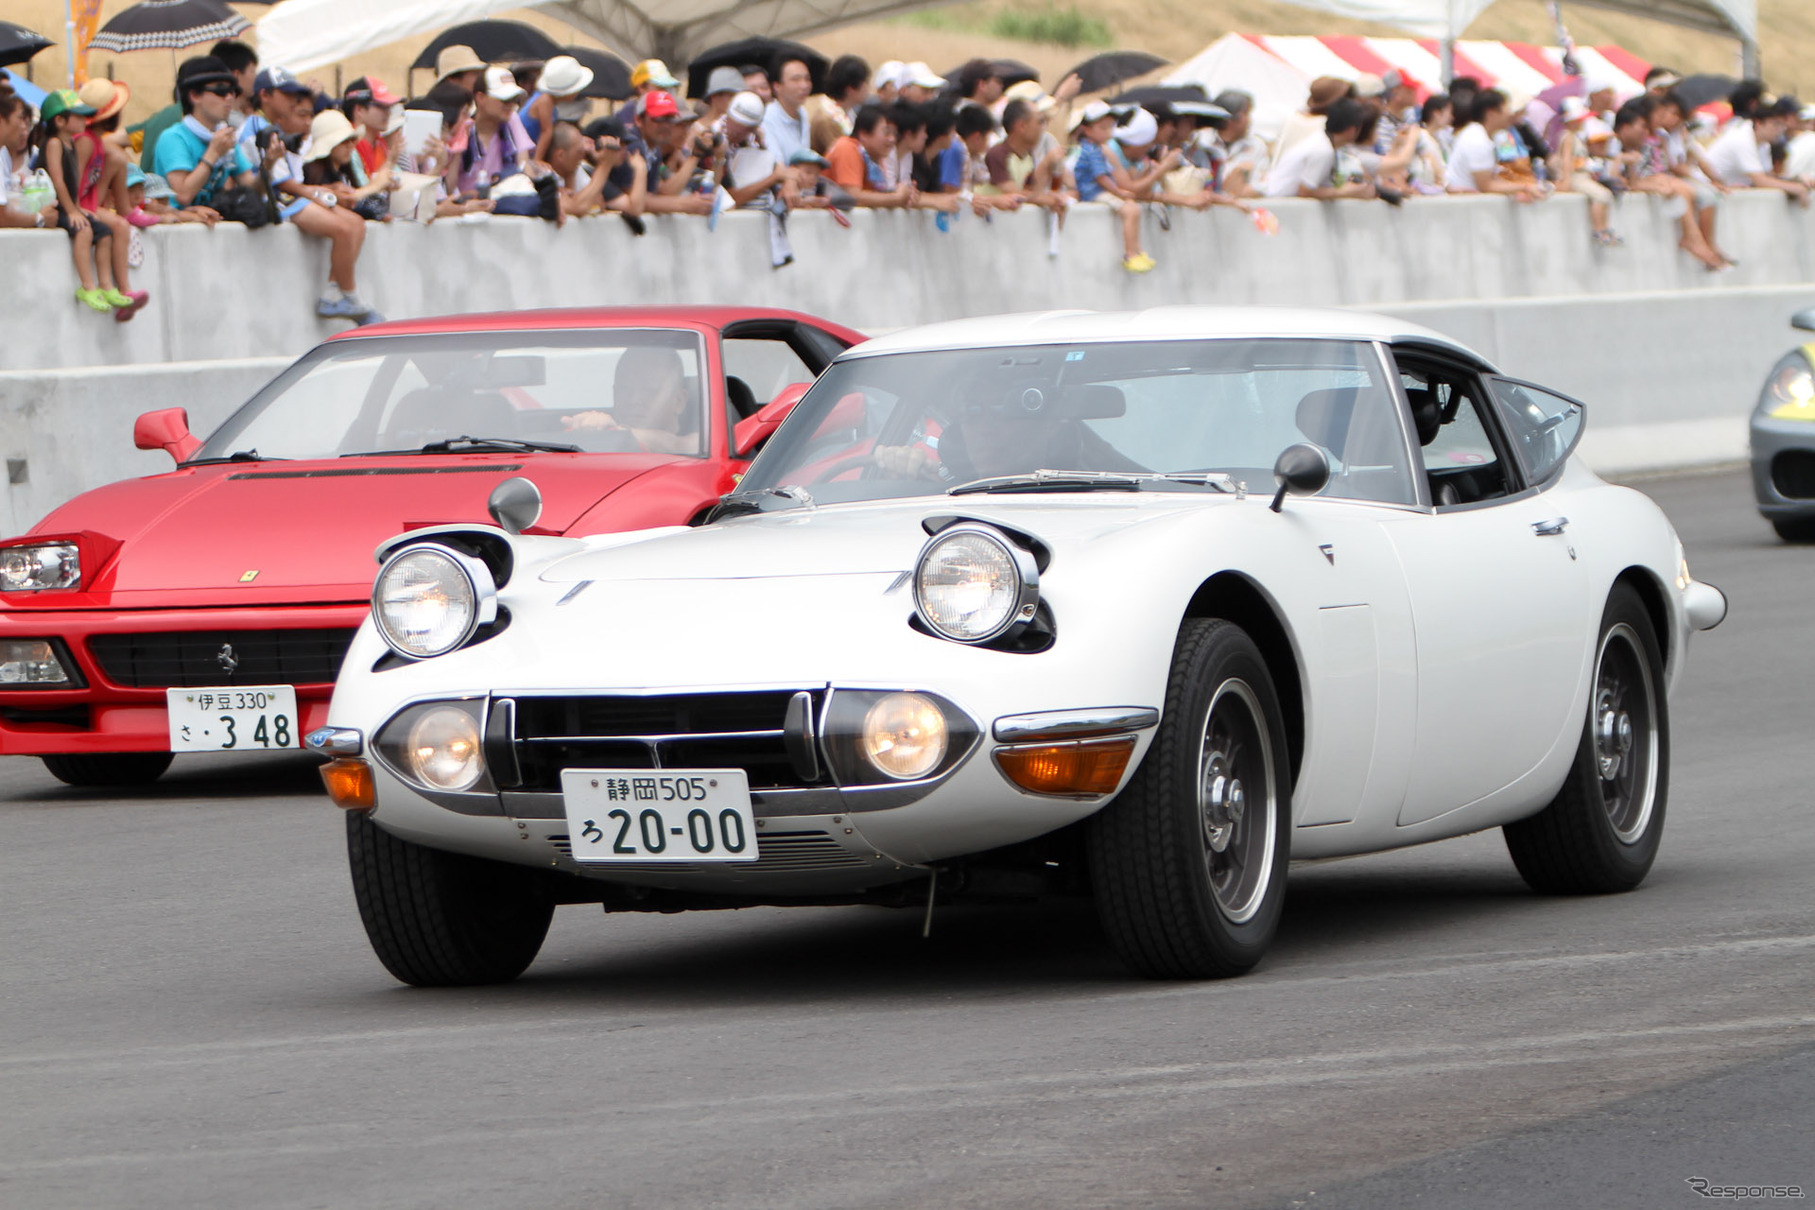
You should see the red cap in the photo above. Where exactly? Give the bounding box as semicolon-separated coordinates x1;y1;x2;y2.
344;76;401;107
640;90;681;120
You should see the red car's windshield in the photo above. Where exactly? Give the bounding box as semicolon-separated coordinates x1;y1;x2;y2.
194;329;711;461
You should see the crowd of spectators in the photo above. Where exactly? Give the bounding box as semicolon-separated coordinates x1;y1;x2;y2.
7;38;1815;319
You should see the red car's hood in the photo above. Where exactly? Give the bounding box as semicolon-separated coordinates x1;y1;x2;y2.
13;453;685;608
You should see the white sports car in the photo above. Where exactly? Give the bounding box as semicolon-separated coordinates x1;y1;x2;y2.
311;308;1728;987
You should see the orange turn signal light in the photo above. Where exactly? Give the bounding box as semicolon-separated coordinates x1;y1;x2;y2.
993;737;1138;797
321;758;376;812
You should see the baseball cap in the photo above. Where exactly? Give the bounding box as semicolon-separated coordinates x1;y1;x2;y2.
904;61;946;89
343;76;401;106
434;45;486;82
704;65;744;98
1560;96;1591;122
1114;107;1158;146
1003;79;1057;114
482;66;526;102
255;66;313;96
637;90;682;121
76;78;129;122
873;60;907;92
726;90;765;127
1072;99;1113;128
631;59;680;90
788;148;829;167
1381;69;1406;93
40;89;97;122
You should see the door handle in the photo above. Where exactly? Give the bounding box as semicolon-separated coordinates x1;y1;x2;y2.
1532;517;1569;537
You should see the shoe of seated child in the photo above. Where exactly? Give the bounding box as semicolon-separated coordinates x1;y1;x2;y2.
75;287;113;313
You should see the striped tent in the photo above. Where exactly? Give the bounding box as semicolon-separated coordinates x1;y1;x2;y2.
1166;32;1649;137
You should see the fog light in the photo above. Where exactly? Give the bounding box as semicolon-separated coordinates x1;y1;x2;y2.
861;692;948;780
405;706;484;791
0;640;71;685
994;737;1137;797
321;758;376;812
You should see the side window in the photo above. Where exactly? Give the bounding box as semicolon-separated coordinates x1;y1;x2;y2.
1397;358;1516;507
1486;377;1584;486
722;337;814;416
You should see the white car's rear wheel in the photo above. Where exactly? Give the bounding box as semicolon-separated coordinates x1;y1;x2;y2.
1089;619;1291;979
346;812;553;987
1504;583;1668;894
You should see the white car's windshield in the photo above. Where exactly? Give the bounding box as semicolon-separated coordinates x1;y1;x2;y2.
193;329;710;462
733;338;1416;508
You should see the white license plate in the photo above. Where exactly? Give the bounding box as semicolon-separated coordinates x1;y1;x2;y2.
560;769;758;863
166;686;301;752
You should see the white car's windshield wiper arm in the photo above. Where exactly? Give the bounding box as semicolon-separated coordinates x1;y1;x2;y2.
948;469;1239;496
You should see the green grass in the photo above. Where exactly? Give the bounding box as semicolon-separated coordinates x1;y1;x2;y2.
894;4;1114;49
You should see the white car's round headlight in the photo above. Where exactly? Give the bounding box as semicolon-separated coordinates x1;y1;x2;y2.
373;546;492;659
861;692;949;780
913;526;1039;644
405;706;484;791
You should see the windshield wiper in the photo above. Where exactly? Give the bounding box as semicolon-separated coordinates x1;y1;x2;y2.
181;449;282;467
707;485;813;522
948;469;1240;496
340;436;584;457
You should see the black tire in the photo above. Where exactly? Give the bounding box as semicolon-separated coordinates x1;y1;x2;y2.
346;811;553;987
1504;584;1668;894
1089;619;1292;979
1770;516;1815;543
40;751;174;787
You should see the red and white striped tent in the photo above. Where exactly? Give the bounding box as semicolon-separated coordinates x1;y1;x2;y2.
1165;32;1650;138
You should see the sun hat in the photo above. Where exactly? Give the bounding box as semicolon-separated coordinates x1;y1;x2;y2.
435;45;487;83
126;163;145;189
343;76;401;107
903;62;946;89
1003;79;1057;114
631;59;680;90
1648;70;1683;90
726;90;765;127
1114;107;1158;147
703;66;744;98
174;56;235;99
788;148;829;167
76;78;130;122
1306;76;1350;114
1352;72;1386;99
383;104;406;135
303;109;359;162
40;90;97;122
142;172;175;200
538;55;593;98
482;66;526;102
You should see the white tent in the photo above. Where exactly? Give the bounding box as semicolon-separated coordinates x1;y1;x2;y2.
257;0;944;74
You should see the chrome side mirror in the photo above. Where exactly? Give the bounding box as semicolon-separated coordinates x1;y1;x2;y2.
487;476;543;535
1269;443;1331;513
1792;308;1815;333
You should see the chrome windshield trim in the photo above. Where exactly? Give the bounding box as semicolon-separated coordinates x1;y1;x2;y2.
992;707;1160;743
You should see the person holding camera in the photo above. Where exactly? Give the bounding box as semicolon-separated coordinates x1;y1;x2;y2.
545;122;647;219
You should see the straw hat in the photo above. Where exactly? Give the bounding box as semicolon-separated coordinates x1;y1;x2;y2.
77;78;130;122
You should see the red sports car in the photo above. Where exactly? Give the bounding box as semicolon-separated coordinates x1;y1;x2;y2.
0;306;863;786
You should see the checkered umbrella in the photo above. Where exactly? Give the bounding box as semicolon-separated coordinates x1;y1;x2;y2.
88;0;250;54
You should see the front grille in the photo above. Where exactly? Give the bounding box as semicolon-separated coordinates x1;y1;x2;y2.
1771;449;1815;500
509;691;822;792
87;628;358;688
545;829;867;872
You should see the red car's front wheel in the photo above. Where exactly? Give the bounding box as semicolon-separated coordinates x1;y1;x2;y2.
40;752;174;787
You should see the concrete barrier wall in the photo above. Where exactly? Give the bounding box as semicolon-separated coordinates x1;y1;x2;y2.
4;191;1814;535
5;190;1815;372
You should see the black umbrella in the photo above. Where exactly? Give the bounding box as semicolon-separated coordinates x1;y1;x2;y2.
1110;84;1209;106
686;38;827;98
1674;73;1737;110
561;45;632;101
942;58;1041;90
1067;51;1167;95
410;21;562;72
88;0;248;54
0;21;54;68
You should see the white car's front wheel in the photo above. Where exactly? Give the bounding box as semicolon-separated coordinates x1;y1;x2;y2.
1089;619;1292;979
346;813;554;986
1503;583;1669;894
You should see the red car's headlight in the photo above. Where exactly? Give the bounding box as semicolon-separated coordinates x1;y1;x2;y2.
0;543;80;592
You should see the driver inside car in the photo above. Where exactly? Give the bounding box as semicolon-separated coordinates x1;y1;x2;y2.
872;380;1143;483
562;346;699;454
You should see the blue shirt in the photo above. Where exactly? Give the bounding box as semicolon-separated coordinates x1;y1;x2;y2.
153;117;253;207
760;102;810;164
1074;137;1112;201
936;141;966;190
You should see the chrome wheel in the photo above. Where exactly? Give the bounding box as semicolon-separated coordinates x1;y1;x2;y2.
1593;622;1659;844
1197;678;1277;924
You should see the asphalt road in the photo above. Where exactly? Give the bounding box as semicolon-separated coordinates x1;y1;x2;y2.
3;467;1811;1210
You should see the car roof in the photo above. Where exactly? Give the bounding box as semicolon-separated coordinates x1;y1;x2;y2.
328;305;848;342
842;307;1496;370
